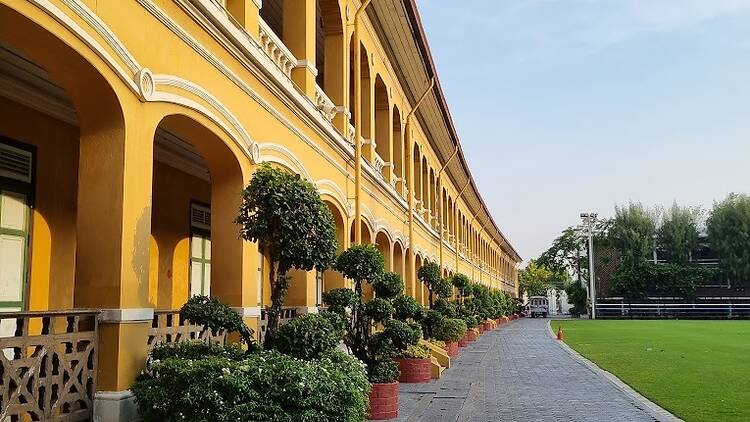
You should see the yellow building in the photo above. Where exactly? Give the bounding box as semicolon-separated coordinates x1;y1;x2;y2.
0;0;521;420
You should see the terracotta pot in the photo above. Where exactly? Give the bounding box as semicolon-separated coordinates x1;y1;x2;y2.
478;324;485;333
397;358;432;383
369;382;399;420
445;341;459;357
458;333;470;347
466;330;478;342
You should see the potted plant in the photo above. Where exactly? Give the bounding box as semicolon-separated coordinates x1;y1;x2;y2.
394;344;432;383
432;318;466;358
323;245;421;420
460;315;479;346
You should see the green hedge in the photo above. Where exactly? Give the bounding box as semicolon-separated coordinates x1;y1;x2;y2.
133;347;369;422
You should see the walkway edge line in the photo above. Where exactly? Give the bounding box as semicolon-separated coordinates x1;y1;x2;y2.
546;320;683;422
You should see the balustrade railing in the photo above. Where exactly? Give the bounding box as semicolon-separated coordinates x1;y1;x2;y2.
315;84;337;122
147;310;227;351
258;307;299;343
0;310;98;421
258;18;298;78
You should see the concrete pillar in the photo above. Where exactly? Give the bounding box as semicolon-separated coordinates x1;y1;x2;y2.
227;0;261;40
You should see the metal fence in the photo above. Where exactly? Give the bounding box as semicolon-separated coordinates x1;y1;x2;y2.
596;302;750;319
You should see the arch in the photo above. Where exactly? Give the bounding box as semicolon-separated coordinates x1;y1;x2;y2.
0;6;130;316
151;113;248;310
421;157;428;215
317;179;352;218
322;199;347;293
316;0;345;107
393;240;405;283
350;218;373;245
258;142;313;181
375;230;392;273
392;107;405;195
374;74;390;179
412;143;422;202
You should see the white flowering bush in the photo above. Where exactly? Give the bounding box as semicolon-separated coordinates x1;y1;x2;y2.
132;349;370;421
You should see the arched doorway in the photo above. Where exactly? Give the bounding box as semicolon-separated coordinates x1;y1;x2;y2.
149;113;248;312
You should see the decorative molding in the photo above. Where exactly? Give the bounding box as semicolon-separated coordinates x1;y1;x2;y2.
98;308;154;323
231;307;262;318
258;142;313;180
152;73;258;163
316;179;353;218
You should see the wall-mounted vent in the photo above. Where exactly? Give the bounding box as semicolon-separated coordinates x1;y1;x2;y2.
190;203;211;231
0;143;32;184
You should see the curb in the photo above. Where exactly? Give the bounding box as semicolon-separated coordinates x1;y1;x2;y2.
547;320;683;422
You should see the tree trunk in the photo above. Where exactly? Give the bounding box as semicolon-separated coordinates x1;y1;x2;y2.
263;262;289;350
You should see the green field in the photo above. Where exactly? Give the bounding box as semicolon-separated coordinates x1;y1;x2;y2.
552;319;750;422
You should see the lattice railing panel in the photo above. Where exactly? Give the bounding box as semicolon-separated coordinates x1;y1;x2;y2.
147;310;227;351
0;310;98;422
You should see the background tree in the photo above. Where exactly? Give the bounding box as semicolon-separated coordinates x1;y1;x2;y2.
519;260;553;296
658;203;701;264
236;164;338;349
608;202;657;263
707;193;750;287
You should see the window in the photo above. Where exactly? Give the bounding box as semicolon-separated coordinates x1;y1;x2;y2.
189;203;211;297
0;139;33;337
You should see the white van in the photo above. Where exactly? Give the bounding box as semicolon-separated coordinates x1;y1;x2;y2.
528;296;549;318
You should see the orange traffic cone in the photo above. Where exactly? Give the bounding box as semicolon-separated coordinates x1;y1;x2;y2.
556;326;564;341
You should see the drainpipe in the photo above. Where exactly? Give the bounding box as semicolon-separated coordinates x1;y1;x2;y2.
353;0;371;245
437;146;458;270
406;78;435;296
454;180;471;271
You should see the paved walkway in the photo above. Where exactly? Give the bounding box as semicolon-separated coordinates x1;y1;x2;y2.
391;318;663;422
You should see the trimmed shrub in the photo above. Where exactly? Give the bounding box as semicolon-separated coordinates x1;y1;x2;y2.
133;350;369;422
392;294;424;322
368;359;400;385
180;295;254;348
372;272;404;299
323;288;358;316
275;312;343;360
149;341;245;362
432;318;467;343
364;298;394;323
396;344;431;359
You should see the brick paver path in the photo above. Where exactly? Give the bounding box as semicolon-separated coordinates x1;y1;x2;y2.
390;318;660;422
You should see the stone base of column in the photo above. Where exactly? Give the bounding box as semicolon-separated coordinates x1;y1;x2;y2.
94;390;138;422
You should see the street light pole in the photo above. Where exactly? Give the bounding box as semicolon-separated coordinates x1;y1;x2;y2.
581;213;597;319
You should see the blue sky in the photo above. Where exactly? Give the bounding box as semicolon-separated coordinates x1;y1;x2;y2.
417;0;750;263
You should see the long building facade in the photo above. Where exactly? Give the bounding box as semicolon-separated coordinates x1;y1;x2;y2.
0;0;521;420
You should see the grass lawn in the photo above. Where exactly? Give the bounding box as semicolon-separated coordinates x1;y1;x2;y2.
552;319;750;422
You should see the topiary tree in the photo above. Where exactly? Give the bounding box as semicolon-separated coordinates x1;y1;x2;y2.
417;262;443;308
274;312;344;360
451;273;470;314
235;164;338;349
325;245;420;383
